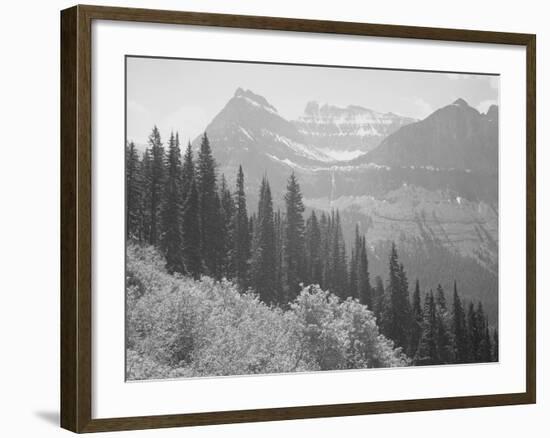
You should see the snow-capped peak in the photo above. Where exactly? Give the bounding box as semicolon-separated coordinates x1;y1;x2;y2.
233;88;278;114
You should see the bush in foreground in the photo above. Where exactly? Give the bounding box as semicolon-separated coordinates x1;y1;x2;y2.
126;244;409;380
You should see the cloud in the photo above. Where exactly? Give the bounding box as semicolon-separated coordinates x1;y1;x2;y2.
445;73;482;81
158;105;209;144
476;99;498;114
446;73;465;81
445;73;499;91
127;99;149;115
411;98;433;119
488;76;499;90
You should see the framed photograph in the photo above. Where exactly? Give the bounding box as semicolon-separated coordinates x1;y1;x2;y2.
60;5;536;433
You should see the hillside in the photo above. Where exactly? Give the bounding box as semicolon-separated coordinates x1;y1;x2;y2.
126;244;409;380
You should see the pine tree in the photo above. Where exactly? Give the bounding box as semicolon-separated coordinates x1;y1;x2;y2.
409;279;423;358
248;215;255;249
348;226;360;300
435;284;452;364
195;133;219;277
330;211;348;298
140;147;152;243
181;179;202;279
451;281;469;363
477;304;492;363
125;141;142;240
159;132;184;274
319;212;330;290
357;236;372;307
305;211;322;286
492;328;499;362
181;141;195;195
146;126;165;245
385;243;411;350
284;172;306;301
480;318;493;362
436;284;447;312
415;290;439;365
373;275;385;322
232;165;250;290
250;177;278;304
467;301;481;362
218;175;235;278
274;209;285;296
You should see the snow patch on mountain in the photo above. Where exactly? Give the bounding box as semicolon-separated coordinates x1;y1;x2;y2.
266;153;392;173
317;148;365;161
234;87;278;115
239;127;254;141
261;130;334;162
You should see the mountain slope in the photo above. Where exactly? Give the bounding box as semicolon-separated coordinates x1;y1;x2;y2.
360;99;498;173
194;88;333;166
293;101;415;160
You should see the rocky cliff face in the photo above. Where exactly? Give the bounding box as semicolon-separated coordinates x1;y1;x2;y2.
293;101;415;160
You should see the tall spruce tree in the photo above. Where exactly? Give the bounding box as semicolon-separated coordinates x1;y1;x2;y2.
305;211;322;286
125;141;142;240
140;147;153;243
373;275;385;322
250;177;278;305
181;141;195;195
415;290;439;365
480;316;493;362
357;236;372;307
385;243;411;350
181;179;202;279
409;279;423;358
492;329;499;362
159;132;184;274
232;165;250;290
330;211;348;298
196;133;219;277
319;212;330;290
348;226;360;300
284;172;306;301
467;301;481;362
476;304;492;362
435;284;453;363
274;209;285;295
146;126;165;245
451;281;469;363
218;175;235;279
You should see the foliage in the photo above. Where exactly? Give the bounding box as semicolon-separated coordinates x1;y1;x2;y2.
126;244;408;380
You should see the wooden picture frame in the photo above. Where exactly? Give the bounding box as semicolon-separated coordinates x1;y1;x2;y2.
60;4;536;433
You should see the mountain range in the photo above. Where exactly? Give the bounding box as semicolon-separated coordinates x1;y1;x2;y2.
189;87;499;321
294;100;416;160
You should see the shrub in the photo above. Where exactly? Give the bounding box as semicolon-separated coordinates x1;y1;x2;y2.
126;244;408;380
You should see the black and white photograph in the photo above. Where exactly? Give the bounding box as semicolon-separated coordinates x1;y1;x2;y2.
125;57;500;380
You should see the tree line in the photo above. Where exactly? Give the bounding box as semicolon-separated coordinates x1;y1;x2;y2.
126;127;357;304
126;126;498;366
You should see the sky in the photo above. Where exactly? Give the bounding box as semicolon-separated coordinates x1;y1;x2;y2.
126;56;499;146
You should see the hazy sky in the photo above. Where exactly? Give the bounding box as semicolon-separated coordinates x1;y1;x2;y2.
127;56;499;146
